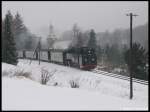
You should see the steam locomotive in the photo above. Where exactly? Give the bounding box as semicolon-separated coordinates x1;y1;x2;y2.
18;47;97;70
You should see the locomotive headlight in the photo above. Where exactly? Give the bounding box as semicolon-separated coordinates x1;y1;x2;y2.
92;58;95;61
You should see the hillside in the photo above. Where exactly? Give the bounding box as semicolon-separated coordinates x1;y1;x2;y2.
2;59;148;110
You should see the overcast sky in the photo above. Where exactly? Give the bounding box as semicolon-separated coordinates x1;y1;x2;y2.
2;1;148;38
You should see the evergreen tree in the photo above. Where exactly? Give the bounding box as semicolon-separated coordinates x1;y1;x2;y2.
110;44;122;66
13;12;27;36
103;44;123;67
24;35;33;50
96;45;102;63
88;29;97;49
121;44;129;65
124;42;147;80
13;12;27;50
2;11;18;65
104;44;111;64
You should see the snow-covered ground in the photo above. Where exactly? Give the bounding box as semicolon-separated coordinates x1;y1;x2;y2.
2;59;148;110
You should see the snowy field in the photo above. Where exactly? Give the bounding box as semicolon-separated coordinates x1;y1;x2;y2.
2;59;148;110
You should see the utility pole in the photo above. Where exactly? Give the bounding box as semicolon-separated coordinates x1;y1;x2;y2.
126;13;138;99
38;37;41;65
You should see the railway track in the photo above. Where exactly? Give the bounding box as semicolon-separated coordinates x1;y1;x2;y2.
92;69;148;85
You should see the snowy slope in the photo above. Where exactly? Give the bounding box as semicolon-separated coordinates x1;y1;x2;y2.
2;59;148;110
2;77;148;110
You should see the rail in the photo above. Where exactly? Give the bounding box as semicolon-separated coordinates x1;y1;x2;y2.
92;69;148;85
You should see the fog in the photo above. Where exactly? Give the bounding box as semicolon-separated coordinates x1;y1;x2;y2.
2;1;148;38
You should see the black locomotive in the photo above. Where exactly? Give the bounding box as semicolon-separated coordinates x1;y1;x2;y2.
18;47;97;70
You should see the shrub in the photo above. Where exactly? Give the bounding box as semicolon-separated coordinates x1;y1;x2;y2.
124;42;147;80
69;79;79;88
41;68;56;85
13;69;31;79
53;82;58;86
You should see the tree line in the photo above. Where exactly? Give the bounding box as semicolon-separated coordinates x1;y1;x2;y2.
2;11;38;51
2;11;38;65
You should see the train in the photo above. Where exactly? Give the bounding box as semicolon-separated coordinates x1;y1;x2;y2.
18;47;97;70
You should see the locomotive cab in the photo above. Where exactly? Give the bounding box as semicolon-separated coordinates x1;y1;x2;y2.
80;47;97;70
65;47;97;70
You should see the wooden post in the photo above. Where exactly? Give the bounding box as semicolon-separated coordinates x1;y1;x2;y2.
38;38;41;65
129;13;133;99
126;13;138;99
47;50;50;61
